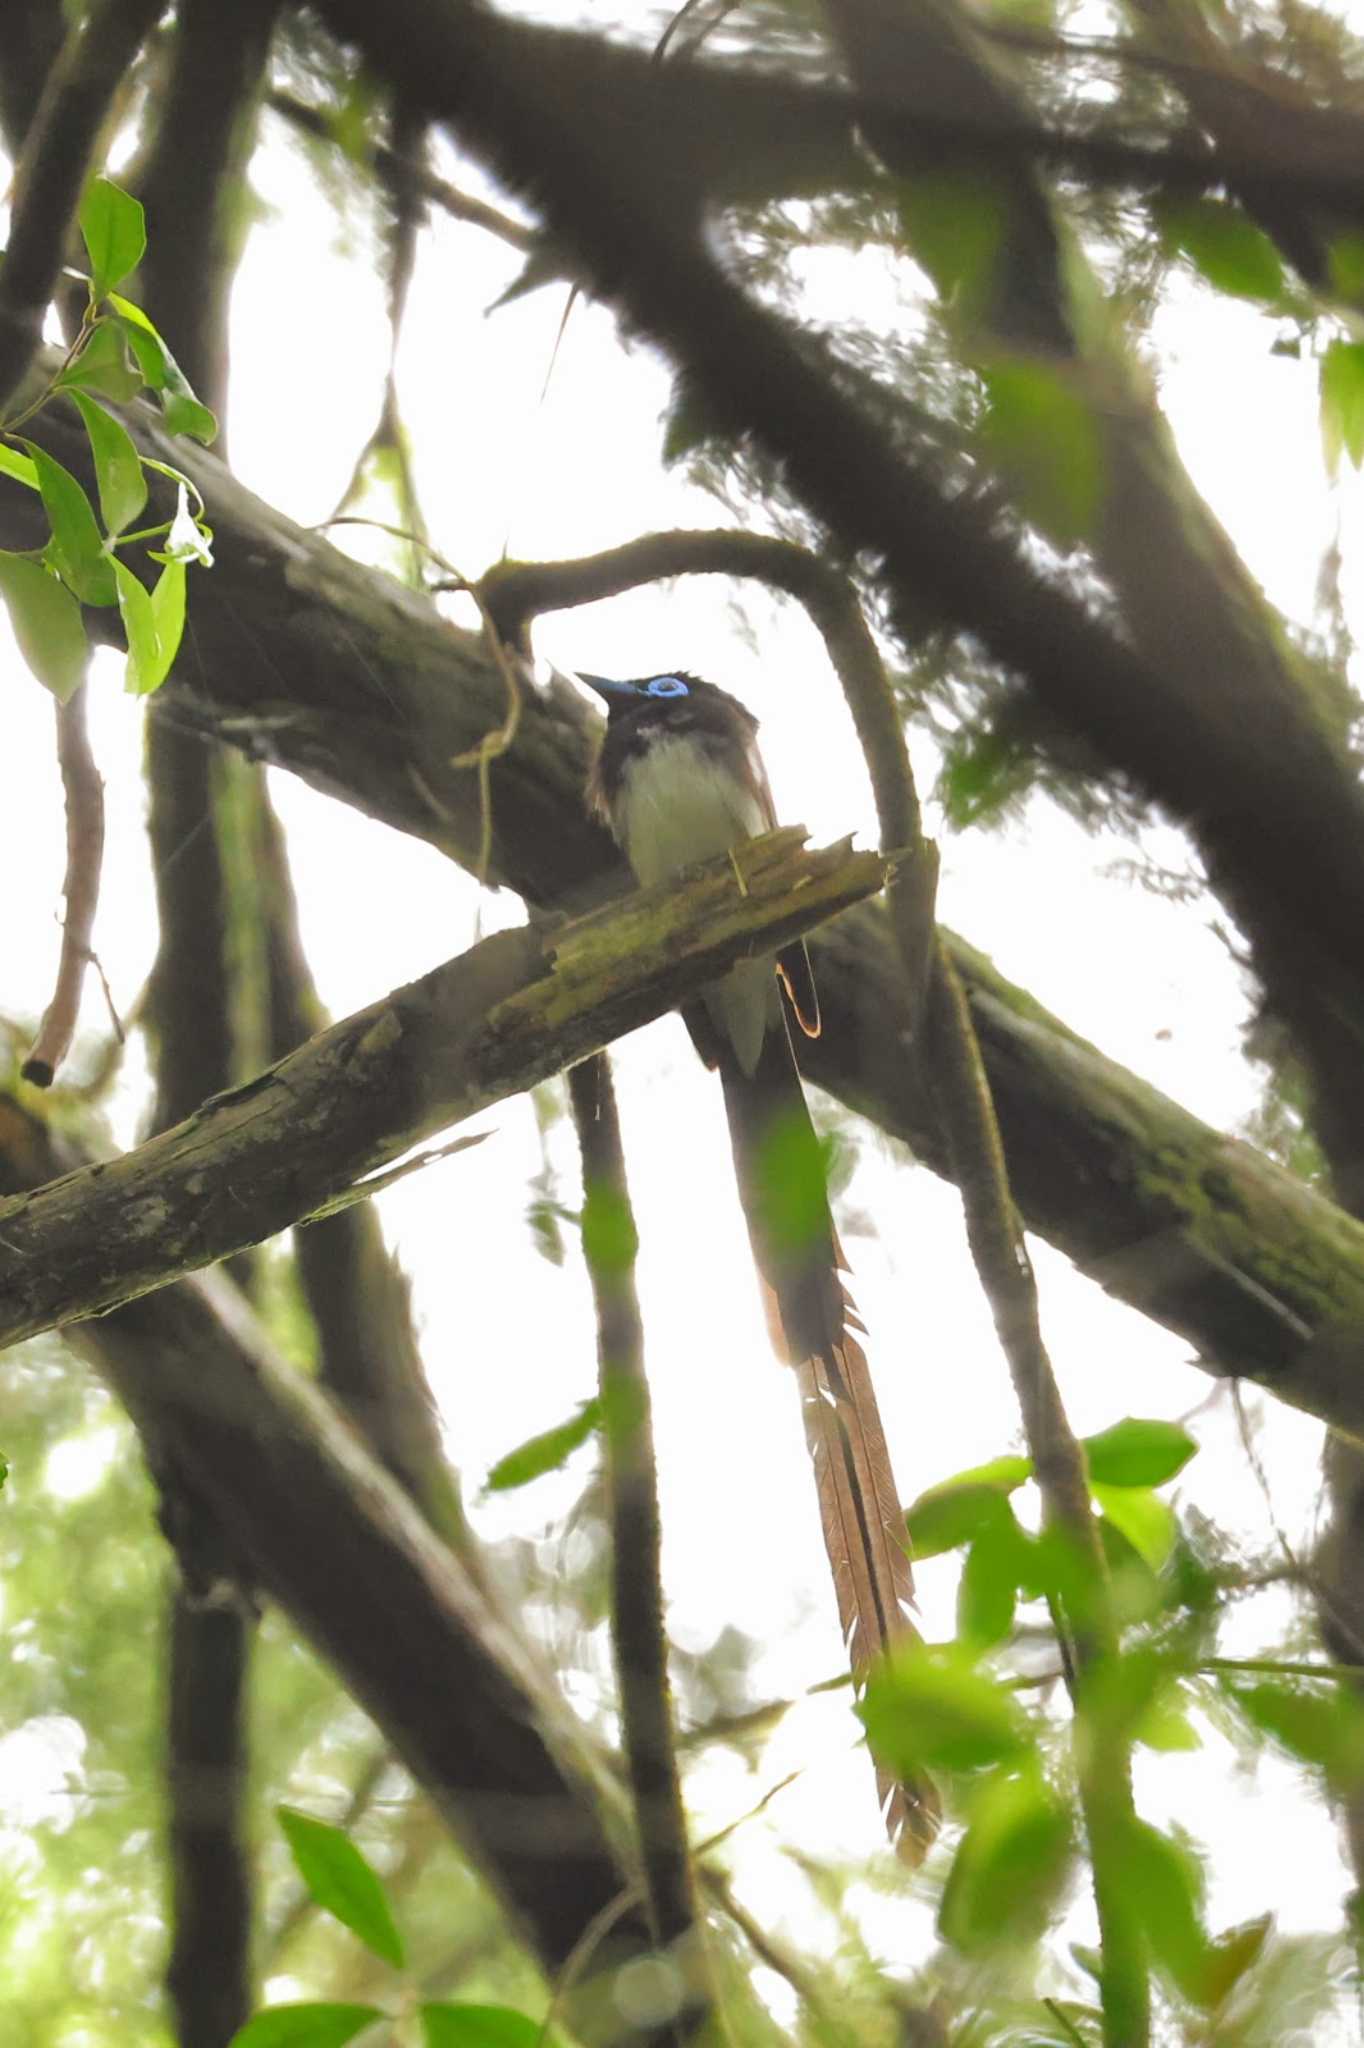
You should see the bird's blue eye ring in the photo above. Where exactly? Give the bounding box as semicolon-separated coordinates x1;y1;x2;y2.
646;674;690;697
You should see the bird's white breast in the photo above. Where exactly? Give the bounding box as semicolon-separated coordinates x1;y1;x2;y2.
614;732;768;886
613;731;776;1075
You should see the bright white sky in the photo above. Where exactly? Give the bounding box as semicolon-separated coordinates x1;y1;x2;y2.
1;18;1362;2022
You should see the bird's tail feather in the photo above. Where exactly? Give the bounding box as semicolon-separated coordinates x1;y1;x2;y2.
718;1026;940;1862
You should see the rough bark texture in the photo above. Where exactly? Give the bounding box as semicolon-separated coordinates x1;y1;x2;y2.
0;833;885;1346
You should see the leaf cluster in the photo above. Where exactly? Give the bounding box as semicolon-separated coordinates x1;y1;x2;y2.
0;176;215;700
854;1415;1354;2032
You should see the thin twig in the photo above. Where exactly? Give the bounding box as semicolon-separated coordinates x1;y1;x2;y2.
1043;1995;1090;2047
1204;1655;1364;1679
699;1865;839;2029
266;88;535;255
568;1054;711;2040
23;684;104;1087
653;0;740;67
1232;1384;1364;1665
537;1883;646;2048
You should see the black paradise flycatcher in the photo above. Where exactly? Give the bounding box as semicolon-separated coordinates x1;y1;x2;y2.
581;668;937;1861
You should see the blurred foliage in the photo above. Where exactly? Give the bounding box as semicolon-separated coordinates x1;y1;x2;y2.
0;1341;546;2042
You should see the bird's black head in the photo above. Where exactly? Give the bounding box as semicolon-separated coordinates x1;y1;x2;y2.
579;670;758;746
581;669;769;833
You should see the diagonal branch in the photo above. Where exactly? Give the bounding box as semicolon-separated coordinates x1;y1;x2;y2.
0;830;884;1348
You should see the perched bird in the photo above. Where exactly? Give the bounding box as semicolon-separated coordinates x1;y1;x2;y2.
582;668;936;1860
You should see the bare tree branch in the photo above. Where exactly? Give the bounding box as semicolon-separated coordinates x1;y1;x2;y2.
0;831;884;1347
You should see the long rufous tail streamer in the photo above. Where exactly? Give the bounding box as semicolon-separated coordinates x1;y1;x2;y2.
717;1021;940;1863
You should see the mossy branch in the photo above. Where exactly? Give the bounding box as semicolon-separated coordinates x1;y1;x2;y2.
0;829;883;1348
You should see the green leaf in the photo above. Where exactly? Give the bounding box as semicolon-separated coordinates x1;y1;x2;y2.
483;1399;602;1493
938;724;1033;830
69;390;146;537
113;558;182;696
957;1513;1023;1652
420;2005;545;2048
149;556;186;674
1123;1821;1212;2003
859;1643;1033;1776
79;176;146;297
113;557;155;691
56;319;144;402
0;552;88;699
1227;1678;1364;1780
0;443;40;490
1320;340;1364;473
526;1196;567;1266
906;1458;1032;1559
1082;1646;1172;1751
980;359;1103;546
329;70;382;167
1092;1483;1177;1573
938;1770;1073;1954
1023;1522;1108;1626
23;443;116;604
1198;1914;1273;2011
162;385;219;445
1161;198;1285;304
1082;1417;1197;1489
896;169;1005;316
1134;1684;1201;1753
276;1808;405;1969
1327;235;1364;304
1091;1429;1197;1504
580;1182;638;1275
755;1107;829;1253
107;294;219;443
229;2003;384;2048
